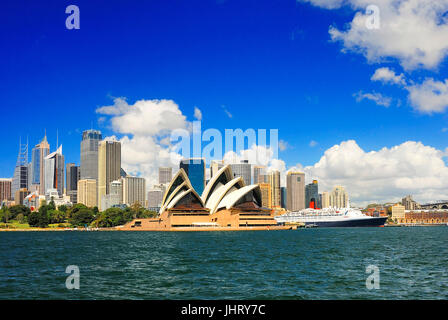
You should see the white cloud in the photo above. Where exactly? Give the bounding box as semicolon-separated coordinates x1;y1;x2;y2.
96;97;189;136
371;67;406;85
309;140;318;147
303;0;448;70
96;98;191;187
354;91;392;107
301;0;344;9
407;78;448;114
301;140;448;206
194;107;202;121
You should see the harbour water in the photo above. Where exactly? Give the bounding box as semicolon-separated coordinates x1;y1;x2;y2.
1;227;447;299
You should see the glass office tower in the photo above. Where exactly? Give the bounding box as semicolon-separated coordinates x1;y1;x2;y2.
179;158;205;195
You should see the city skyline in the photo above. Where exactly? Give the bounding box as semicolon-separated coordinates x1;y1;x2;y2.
2;1;448;205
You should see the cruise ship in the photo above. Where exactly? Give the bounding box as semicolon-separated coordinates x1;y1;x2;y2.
275;206;387;228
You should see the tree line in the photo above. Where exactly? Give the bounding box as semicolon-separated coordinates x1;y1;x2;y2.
0;202;157;228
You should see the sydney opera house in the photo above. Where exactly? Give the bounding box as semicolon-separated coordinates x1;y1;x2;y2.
121;165;289;231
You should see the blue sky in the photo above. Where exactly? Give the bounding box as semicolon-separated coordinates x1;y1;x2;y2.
2;0;448;203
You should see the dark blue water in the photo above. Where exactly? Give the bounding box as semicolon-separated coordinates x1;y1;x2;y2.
1;227;447;299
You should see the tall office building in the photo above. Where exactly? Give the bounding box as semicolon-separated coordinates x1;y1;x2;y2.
286;171;305;211
80;129;102;180
0;178;12;202
321;191;330;208
78;179;97;208
269;170;281;208
31;134;50;195
158;167;172;184
259;183;272;208
180;158;205;195
230;160;252;185
210;160;225;178
98;140;121;210
123;176;146;207
12;138;29;199
280;186;287;209
305;180;319;208
44;145;64;196
253;165;267;184
329;185;349;208
66;163;80;203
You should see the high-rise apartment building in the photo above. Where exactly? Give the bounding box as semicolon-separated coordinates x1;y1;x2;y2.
30;134;49;195
286;171;305;211
123;176;146;207
305;180;319;208
78;179;97;208
268;170;281;208
230;160;252;185
44;145;64;197
180;158;205;195
148;188;164;210
259;183;272;208
0;178;12;202
80;129;102;180
66;163;80;203
158;167;172;184
329;185;349;208
98;140;121;211
210;160;225;178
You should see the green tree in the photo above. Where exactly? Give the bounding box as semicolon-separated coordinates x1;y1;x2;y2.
16;213;25;224
58;205;68;213
8;205;31;219
70;208;95;227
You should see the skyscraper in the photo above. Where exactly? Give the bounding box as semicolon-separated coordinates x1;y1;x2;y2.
286;171;305;211
269;170;281;208
305;180;319;208
230;160;252;185
0;178;12;202
12;138;29;199
66;163;80;203
253;165;267;184
80;129;102;180
329;186;349;208
44;145;65;196
179;158;205;195
210;160;225;178
122;176;146;207
98;140;121;211
158;167;172;184
78;179;97;207
31;134;49;195
280;186;287;209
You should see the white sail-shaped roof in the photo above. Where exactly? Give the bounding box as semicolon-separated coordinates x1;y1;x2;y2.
201;165;234;204
205;177;245;214
216;185;262;212
161;168;192;207
158;181;189;214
